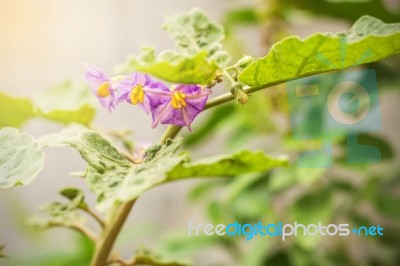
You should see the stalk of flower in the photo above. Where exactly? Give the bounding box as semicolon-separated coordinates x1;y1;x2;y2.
85;66;118;112
148;84;212;131
117;72;170;114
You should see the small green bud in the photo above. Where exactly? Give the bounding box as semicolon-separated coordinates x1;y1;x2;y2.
236;55;254;68
216;76;223;83
230;83;248;105
207;79;217;88
215;70;224;83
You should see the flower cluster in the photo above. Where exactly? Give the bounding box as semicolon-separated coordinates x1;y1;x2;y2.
85;66;212;130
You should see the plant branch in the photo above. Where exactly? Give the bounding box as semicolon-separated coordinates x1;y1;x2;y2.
80;206;106;229
90;200;136;266
89;79;283;266
222;69;236;84
49;222;98;242
205;80;284;110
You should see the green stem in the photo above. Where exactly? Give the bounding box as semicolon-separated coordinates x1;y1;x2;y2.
222;69;236;84
50;222;98;243
159;125;182;143
90;201;135;266
205;80;283;110
81;206;106;229
89;79;282;265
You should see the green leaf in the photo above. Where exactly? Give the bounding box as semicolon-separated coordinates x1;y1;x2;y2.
60;187;88;209
0;92;35;127
286;0;400;24
0;127;44;189
0;82;96;128
239;16;400;87
40;127;132;210
163;8;231;67
132;248;191;266
34;81;96;126
31;188;88;228
67;132;131;172
30;189;88;230
118;48;219;85
30;206;85;230
40;202;79;218
117;8;231;83
61;130;288;211
87;138;186;211
66;132;132;210
167;150;288;180
63;131;184;211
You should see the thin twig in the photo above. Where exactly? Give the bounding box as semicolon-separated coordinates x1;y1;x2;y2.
222;69;236;85
81;206;106;228
205;79;284;110
49;222;98;242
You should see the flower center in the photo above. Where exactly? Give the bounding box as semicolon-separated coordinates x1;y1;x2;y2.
97;81;111;98
130;83;145;105
171;91;187;109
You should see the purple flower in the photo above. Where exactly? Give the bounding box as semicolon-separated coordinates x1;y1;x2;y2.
148;84;212;131
117;73;169;114
85;66;118;112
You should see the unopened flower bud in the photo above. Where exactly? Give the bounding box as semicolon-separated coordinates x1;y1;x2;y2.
207;79;217;88
230;83;248;105
215;70;224;83
237;55;254;68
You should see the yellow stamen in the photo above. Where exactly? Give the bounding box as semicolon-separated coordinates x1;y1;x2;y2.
130;84;145;105
171;91;187;109
97;82;111;98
